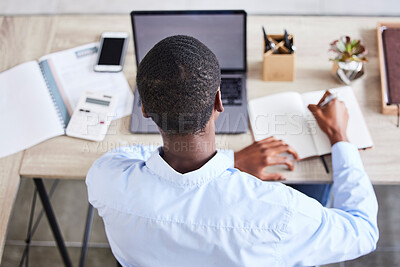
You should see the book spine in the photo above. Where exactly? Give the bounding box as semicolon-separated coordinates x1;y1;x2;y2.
38;60;70;130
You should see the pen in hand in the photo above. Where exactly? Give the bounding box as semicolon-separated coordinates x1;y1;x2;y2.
319;92;337;107
308;90;349;146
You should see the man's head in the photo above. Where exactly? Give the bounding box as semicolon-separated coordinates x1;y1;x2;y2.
136;35;222;136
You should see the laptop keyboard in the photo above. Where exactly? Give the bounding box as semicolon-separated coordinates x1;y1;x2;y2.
220;78;242;106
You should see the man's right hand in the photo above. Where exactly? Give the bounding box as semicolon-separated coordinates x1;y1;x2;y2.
308;91;349;146
234;137;299;181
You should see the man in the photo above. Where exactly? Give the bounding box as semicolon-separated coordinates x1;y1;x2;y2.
86;35;378;266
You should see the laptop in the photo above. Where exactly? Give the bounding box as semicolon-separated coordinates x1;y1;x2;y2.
130;10;249;134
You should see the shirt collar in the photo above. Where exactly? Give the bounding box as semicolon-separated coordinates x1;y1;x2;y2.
145;147;233;187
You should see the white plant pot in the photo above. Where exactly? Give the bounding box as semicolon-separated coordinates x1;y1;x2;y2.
331;61;364;85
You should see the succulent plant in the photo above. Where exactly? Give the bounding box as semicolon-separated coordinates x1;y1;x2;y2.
329;36;368;62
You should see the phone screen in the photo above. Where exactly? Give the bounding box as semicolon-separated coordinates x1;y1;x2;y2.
97;38;125;65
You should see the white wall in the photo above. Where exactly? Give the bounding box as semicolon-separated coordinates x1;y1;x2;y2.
1;0;400;16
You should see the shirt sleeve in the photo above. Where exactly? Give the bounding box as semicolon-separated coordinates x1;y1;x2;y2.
86;145;158;212
280;142;379;266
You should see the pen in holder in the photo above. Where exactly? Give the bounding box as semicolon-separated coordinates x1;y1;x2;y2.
262;32;296;82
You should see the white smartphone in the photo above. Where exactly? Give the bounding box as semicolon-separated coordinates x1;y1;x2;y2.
94;32;129;72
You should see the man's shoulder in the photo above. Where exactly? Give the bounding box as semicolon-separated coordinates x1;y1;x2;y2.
215;168;293;209
86;145;158;201
92;145;158;167
223;168;288;190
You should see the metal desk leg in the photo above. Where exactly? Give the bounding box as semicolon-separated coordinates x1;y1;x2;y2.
79;204;94;267
33;178;72;267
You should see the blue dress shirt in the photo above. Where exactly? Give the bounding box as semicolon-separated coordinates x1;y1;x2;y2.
86;142;378;267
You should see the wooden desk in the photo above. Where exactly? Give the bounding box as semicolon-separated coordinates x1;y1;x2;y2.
17;15;400;184
2;14;400;264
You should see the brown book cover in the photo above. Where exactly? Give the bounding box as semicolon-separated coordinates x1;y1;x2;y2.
382;28;400;104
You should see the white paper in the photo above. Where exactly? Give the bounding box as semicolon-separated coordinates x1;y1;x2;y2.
0;62;64;158
39;43;134;120
248;92;318;159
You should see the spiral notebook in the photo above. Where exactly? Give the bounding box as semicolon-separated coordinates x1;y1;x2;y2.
0;43;134;158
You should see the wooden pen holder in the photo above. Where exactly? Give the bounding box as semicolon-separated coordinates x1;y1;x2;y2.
262;34;295;82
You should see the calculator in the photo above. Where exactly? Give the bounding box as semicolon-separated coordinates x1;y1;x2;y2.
66;91;118;141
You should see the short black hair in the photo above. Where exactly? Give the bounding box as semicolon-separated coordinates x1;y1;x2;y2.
136;35;221;135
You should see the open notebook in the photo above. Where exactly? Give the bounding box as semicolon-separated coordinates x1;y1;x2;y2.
0;43;133;158
248;86;373;159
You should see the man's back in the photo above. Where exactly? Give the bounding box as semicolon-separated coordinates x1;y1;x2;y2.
87;143;378;267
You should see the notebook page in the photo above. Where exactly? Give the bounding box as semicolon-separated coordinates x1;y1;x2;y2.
39;43;134;120
248;92;318;159
301;86;373;155
0;61;64;158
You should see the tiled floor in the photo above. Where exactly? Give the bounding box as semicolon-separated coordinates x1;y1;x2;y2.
2;246;115;267
1;178;114;266
1;179;399;266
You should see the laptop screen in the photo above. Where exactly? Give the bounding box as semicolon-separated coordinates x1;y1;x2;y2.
131;10;246;72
